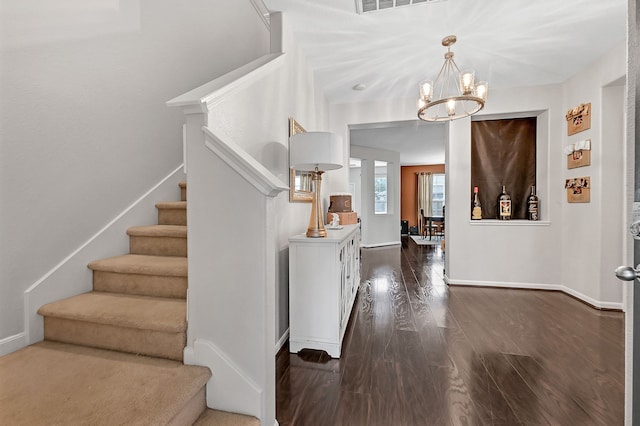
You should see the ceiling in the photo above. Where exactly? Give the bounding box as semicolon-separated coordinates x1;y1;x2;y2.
263;0;627;164
350;120;446;165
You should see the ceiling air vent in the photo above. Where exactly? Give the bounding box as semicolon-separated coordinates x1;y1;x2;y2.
356;0;446;14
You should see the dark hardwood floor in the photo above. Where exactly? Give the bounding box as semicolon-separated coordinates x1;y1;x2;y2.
276;236;625;425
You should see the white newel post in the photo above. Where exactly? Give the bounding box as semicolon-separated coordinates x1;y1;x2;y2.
167;54;287;426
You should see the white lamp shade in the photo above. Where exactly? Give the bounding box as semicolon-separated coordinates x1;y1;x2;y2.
290;131;344;172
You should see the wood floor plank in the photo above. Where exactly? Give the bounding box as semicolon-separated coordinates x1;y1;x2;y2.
332;391;372;426
397;364;452;424
427;362;475;425
477;351;557;425
275;365;294;424
386;271;417;332
284;365;341;426
491;287;625;388
504;353;598;426
276;238;624;425
448;287;526;356
438;325;522;425
531;289;624;346
340;296;373;394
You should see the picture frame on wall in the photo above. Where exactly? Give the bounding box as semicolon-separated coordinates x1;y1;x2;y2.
567;149;591;169
289;118;313;202
565;139;592;169
565;103;591;136
565;176;590;203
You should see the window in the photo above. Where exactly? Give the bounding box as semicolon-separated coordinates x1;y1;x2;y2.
374;161;387;214
431;174;445;216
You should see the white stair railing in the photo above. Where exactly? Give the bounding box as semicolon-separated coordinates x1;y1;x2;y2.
166;31;287;425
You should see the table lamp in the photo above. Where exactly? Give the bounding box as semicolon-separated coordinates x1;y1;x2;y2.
290;131;343;237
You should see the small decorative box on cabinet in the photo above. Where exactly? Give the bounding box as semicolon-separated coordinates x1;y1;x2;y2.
288;224;361;358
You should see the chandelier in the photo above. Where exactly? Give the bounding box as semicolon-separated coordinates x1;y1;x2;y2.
417;35;488;121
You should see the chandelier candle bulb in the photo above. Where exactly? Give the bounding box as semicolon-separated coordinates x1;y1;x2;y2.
419;81;433;101
446;99;456;116
475;81;488;100
460;70;475;95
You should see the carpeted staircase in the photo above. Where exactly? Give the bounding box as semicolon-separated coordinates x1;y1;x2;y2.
0;181;259;425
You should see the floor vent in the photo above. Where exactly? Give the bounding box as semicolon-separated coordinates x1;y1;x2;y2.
355;0;447;14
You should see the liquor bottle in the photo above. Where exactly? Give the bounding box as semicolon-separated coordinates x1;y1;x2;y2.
527;185;539;221
471;186;482;220
497;185;511;220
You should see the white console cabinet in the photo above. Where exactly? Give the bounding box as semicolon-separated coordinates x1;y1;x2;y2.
288;224;361;358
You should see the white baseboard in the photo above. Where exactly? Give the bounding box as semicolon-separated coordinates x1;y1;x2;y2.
185;339;262;419
360;240;401;248
559;285;623;310
445;276;561;291
445;276;623;311
0;332;27;357
275;328;289;354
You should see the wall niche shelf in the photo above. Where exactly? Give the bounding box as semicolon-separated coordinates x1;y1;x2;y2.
469;220;551;227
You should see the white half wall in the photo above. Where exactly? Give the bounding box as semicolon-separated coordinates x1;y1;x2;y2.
182;124;285;422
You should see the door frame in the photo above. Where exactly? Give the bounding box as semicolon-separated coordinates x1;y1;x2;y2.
627;1;638;424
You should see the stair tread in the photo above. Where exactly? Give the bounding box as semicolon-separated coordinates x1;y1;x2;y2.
127;224;187;238
88;254;187;277
0;341;210;426
38;292;186;333
156;200;187;209
194;409;260;426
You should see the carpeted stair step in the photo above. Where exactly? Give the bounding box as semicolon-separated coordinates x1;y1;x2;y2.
38;291;186;361
88;254;187;299
127;224;187;257
194;409;260;426
180;180;187;201
157;200;187;226
0;341;210;425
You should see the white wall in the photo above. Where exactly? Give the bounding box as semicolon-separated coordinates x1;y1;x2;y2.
330;97;418;194
330;98;417;247
446;90;563;289
562;43;626;305
0;1;270;341
281;17;331;339
350;145;401;247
